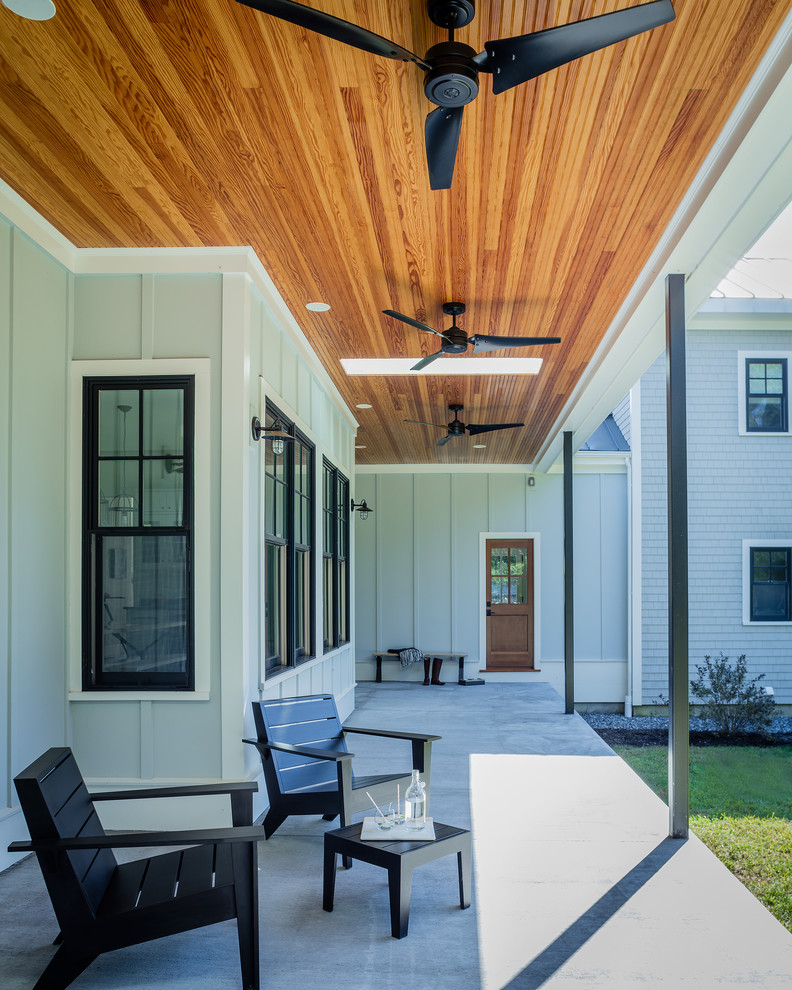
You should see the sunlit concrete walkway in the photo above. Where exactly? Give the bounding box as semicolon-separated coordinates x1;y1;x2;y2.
2;681;792;989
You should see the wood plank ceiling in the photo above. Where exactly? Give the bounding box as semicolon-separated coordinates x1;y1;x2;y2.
1;0;789;464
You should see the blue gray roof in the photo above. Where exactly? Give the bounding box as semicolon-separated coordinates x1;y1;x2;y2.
580;414;630;452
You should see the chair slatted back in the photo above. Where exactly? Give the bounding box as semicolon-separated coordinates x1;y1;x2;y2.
13;748;116;923
253;695;348;794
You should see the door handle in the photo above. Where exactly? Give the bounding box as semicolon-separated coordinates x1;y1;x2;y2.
486;609;492;616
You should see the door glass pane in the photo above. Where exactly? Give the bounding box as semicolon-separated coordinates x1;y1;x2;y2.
143;389;183;456
491;576;504;604
510;575;527;604
491;548;508;575
100;534;187;675
143;461;183;527
99;391;139;457
510;548;526;573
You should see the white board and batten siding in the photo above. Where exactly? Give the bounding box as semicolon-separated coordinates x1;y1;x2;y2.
354;466;629;704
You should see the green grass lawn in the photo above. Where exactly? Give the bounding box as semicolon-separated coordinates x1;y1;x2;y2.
614;745;792;932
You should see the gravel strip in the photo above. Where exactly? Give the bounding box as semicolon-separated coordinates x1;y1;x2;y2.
580;712;792;736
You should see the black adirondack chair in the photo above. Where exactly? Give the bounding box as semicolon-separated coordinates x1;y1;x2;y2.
9;747;262;990
244;694;440;840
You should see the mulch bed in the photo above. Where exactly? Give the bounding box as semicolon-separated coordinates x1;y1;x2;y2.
592;728;792;748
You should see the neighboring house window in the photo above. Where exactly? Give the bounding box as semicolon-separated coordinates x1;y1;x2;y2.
264;403;314;674
750;547;791;621
82;377;194;689
322;461;349;651
745;358;788;432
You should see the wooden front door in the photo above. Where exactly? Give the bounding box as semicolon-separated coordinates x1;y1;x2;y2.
485;539;535;670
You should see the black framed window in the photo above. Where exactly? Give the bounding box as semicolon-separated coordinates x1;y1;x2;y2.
264;403;314;675
323;461;349;651
750;547;791;621
82;377;194;689
746;359;787;432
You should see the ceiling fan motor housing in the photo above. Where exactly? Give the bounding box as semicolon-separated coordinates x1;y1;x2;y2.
442;328;469;353
424;42;480;107
440;303;469;352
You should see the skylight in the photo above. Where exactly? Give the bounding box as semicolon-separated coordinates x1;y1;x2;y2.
341;358;543;376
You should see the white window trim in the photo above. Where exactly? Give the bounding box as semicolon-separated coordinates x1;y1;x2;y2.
68;359;211;700
742;538;792;625
737;351;792;436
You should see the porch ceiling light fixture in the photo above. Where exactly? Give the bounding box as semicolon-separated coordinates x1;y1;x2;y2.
2;0;56;19
350;498;373;520
251;416;294;455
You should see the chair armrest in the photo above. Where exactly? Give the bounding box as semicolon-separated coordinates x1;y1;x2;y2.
343;726;441;743
9;824;264;855
243;738;354;762
91;779;257;827
91;780;258;802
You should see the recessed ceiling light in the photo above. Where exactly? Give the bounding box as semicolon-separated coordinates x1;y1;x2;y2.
341;358;542;376
472;444;486;448
355;444;366;449
2;0;55;17
355;403;372;409
305;301;331;312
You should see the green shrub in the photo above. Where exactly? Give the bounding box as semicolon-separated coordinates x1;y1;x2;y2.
689;652;775;735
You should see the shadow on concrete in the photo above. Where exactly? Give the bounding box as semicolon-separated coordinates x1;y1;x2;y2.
502;838;685;989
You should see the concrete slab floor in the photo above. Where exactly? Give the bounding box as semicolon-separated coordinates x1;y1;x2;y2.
1;681;791;989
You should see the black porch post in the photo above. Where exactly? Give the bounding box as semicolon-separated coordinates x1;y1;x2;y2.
563;430;574;714
666;273;689;839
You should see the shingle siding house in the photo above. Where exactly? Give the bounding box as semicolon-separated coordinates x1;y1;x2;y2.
631;299;792;710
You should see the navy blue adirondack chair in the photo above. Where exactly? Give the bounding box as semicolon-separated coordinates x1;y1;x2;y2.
244;694;439;839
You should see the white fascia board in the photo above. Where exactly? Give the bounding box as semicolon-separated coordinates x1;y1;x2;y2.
0;178;76;269
356;463;538;475
535;12;792;473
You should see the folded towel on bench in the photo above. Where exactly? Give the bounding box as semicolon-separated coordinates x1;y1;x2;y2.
389;647;424;668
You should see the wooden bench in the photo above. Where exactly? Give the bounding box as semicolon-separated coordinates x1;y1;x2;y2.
373;651;471;684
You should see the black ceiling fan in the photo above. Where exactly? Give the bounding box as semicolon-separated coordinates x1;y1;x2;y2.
234;0;675;189
406;403;523;446
383;301;560;371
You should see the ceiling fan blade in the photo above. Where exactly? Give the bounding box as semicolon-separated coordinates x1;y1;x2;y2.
410;350;446;372
470;334;562;353
383;309;444;337
404;419;445;430
235;0;429;68
425;106;464;190
437;434;453;446
466;422;525;436
481;0;675;95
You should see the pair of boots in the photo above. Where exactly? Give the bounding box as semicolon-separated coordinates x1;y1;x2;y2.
423;657;445;686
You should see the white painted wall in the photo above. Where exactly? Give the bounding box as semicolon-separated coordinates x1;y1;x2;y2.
0;219;72;868
0;198;358;865
354;465;628;704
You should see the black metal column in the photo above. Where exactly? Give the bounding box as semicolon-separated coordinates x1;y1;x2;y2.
563;430;574;714
666;273;689;839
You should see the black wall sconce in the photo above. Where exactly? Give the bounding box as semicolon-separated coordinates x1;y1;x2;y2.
251;416;294;455
350;498;373;521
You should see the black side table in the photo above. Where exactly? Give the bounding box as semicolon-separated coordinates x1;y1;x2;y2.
323;821;471;938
